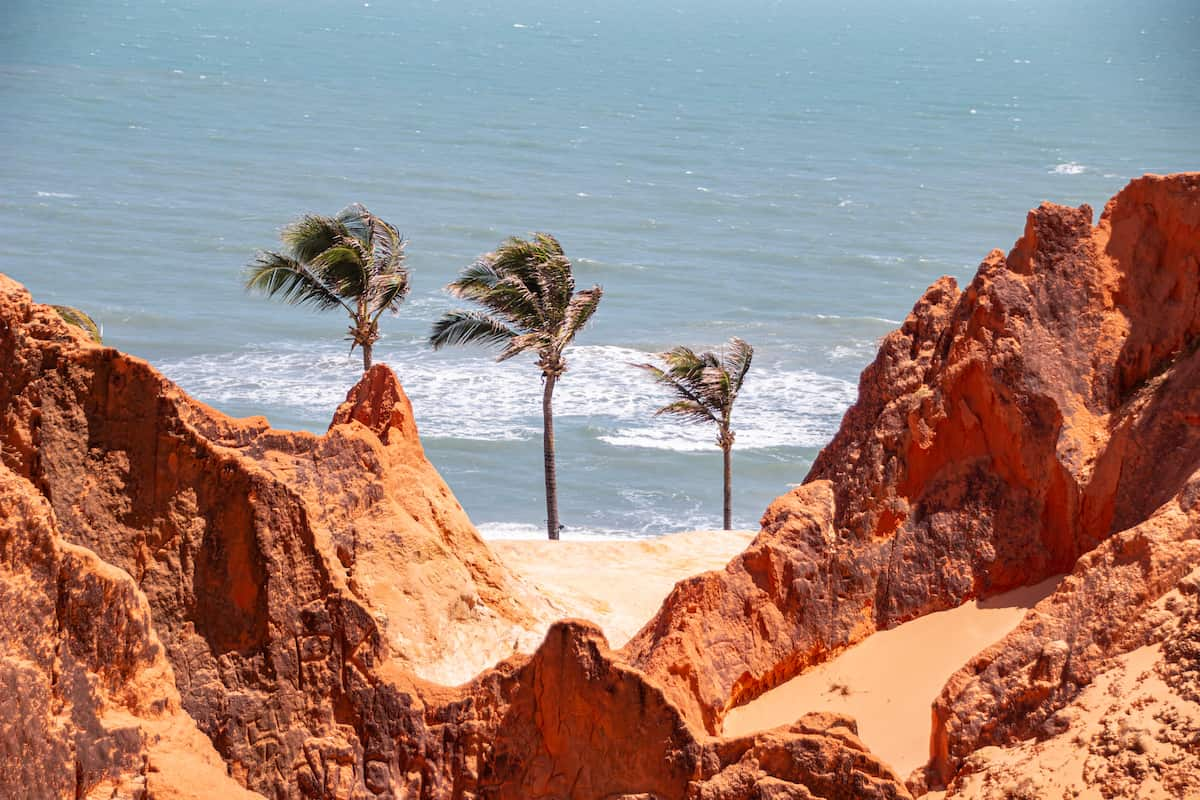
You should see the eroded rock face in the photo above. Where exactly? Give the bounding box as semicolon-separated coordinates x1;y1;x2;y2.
0;277;550;796
0;463;261;800
431;621;911;800
922;469;1200;793
622;174;1200;738
927;564;1200;799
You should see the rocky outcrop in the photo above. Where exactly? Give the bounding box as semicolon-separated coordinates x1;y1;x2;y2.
0;463;260;800
921;467;1200;793
420;621;911;800
621;174;1200;739
926;563;1200;799
0;277;551;796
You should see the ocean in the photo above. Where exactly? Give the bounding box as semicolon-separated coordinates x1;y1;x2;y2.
2;0;1196;537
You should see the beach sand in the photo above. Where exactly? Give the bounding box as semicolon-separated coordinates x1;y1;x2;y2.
722;575;1064;776
489;528;756;649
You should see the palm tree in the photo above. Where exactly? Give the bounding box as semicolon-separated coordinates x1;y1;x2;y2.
245;203;409;372
635;338;754;530
430;233;602;540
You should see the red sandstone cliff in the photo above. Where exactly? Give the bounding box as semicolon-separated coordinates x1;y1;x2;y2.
2;172;1198;799
0;464;261;800
923;469;1200;796
620;174;1200;775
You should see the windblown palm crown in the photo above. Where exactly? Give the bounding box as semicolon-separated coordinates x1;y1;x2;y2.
429;233;602;373
245;203;408;371
430;233;603;539
635;337;753;529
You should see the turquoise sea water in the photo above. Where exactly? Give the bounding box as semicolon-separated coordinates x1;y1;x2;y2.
2;0;1197;537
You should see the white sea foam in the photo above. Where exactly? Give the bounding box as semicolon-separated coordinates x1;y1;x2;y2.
828;343;876;362
159;342;856;451
1051;162;1087;175
36;191;77;198
476;522;650;541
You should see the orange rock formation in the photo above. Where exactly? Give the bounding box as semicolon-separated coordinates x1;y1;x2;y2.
1;172;1197;799
622;174;1200;743
0;464;260;799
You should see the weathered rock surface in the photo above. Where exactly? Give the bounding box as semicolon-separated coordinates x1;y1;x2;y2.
0;277;546;795
925;468;1200;787
0;463;261;800
622;174;1200;746
926;562;1200;799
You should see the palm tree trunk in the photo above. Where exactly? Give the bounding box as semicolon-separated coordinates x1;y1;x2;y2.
543;373;560;540
723;442;733;530
355;301;373;372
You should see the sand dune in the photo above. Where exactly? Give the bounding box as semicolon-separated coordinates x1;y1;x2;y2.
722;575;1064;775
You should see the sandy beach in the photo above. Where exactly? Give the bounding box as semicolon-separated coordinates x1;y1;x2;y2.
489;529;757;649
722;575;1064;775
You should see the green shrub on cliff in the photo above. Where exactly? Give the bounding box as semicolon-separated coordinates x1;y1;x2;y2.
52;304;102;343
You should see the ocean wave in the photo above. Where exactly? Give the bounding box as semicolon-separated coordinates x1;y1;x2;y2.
828;343;877;362
35;191;77;198
1050;162;1087;175
476;494;729;538
476;522;653;541
160;342;856;450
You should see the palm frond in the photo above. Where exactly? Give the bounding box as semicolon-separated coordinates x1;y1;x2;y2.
448;257;545;329
336;203;373;250
369;217;406;277
490;236;563;322
659;345;709;387
558;286;603;347
655;399;719;424
245;251;351;313
636;337;754;430
490;275;550;327
370;268;410;318
432;233;600;373
498;331;546;362
429;309;517;351
500;239;556;323
309;245;366;296
723;337;754;398
530;233;576;320
699;364;733;415
451;257;504;293
281;214;346;264
633;359;721;424
532;232;573;295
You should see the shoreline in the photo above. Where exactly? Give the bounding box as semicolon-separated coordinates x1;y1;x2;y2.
490;528;756;649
